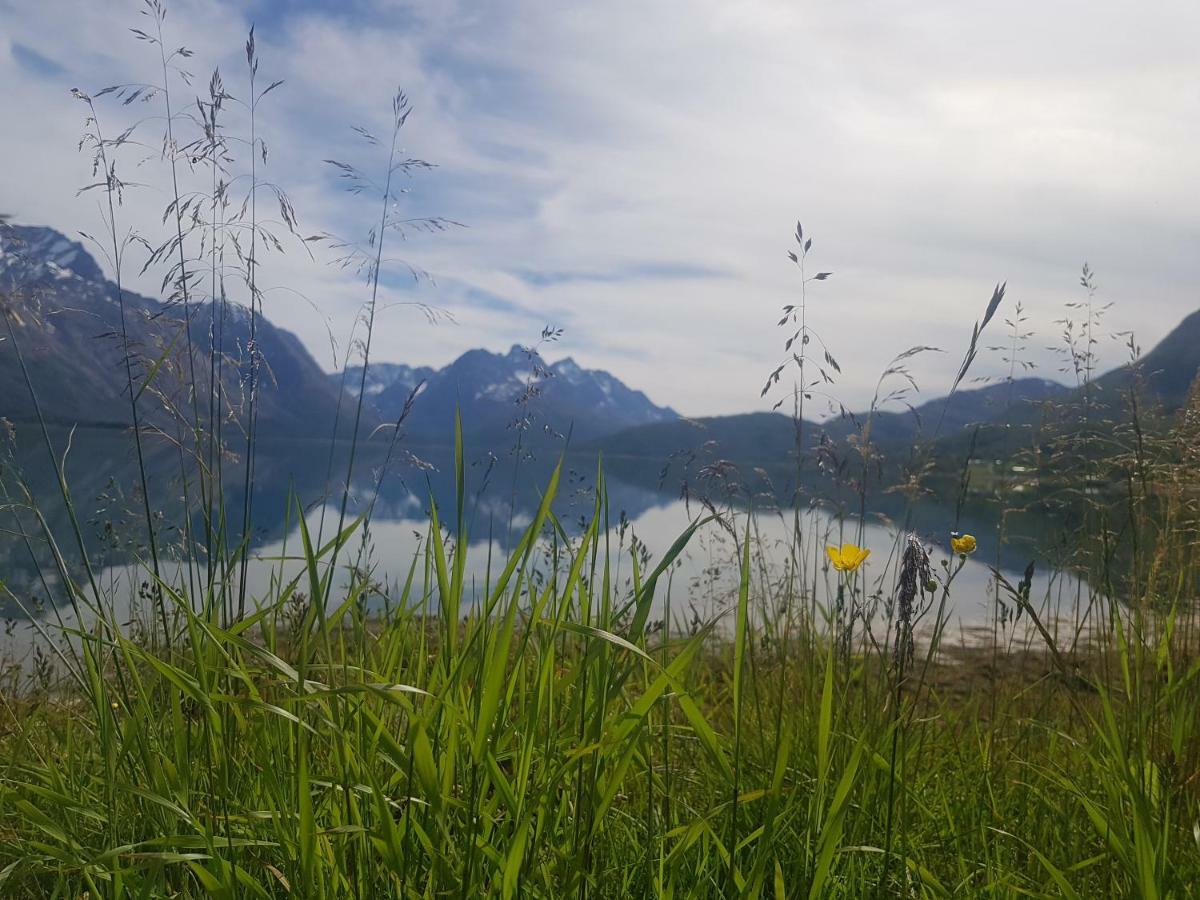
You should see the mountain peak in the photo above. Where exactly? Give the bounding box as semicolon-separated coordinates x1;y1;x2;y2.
0;224;105;285
339;345;676;443
1;221;356;436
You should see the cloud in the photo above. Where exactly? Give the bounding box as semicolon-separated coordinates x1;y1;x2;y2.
1;0;1198;417
513;263;731;287
10;41;66;77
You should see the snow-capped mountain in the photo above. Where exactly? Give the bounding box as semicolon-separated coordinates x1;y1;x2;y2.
332;344;677;443
0;226;105;287
1;223;673;446
339;362;436;401
0;223;356;435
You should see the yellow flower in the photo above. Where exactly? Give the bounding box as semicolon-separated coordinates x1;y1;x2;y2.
950;533;977;555
826;543;870;572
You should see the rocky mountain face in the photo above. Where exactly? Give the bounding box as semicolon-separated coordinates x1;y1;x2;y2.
0;224;355;436
1;224;676;449
339;362;436;406
334;345;678;444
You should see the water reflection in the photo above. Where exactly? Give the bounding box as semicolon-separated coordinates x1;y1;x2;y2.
1;427;1095;662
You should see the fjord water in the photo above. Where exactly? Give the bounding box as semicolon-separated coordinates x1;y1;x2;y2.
1;427;1090;661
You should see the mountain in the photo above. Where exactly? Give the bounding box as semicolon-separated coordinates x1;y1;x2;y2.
339;362;436;405
594;379;1070;466
1093;309;1200;413
595;308;1200;467
594;412;802;464
0;223;356;436
819;377;1072;447
333;345;677;444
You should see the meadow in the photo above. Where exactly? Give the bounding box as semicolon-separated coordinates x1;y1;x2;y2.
1;412;1198;897
1;4;1199;897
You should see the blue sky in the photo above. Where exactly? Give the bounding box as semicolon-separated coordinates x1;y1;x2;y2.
2;0;1198;416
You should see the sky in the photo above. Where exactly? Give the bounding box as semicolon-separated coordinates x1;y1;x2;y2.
1;0;1198;417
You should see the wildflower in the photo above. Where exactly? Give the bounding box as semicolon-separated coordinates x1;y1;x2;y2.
950;532;977;555
826;543;870;572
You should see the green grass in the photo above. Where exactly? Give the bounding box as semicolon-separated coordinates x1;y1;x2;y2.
0;438;1197;897
1;6;1199;894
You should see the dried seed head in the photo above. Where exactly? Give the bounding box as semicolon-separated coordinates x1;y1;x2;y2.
894;533;932;667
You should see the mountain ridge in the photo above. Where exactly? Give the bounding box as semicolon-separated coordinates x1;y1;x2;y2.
591;313;1200;466
333;344;678;443
0;223;356;436
7;222;1197;463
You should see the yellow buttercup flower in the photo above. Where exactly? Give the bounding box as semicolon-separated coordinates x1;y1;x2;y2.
950;533;977;555
826;543;870;572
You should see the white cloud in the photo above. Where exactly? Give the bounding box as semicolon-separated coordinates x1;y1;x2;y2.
2;0;1198;416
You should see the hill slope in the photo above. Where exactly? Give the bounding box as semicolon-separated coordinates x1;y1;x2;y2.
1093;309;1200;412
595;308;1200;466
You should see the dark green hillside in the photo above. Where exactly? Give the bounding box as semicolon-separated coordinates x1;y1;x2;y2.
599;309;1200;472
594;411;807;464
1093;308;1200;413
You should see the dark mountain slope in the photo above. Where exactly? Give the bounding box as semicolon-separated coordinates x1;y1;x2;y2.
1093;309;1200;413
595;412;803;465
819;377;1072;447
0;224;358;436
594;307;1200;467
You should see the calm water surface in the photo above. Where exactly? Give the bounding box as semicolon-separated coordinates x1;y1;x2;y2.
0;428;1095;663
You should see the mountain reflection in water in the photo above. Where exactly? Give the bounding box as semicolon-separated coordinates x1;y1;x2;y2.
0;427;1093;660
